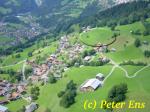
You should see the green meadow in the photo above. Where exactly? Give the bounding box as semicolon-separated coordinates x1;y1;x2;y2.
35;65;150;112
80;27;113;45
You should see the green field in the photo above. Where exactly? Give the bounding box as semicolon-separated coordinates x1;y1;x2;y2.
105;45;145;63
2;64;150;112
80;27;113;45
35;65;150;112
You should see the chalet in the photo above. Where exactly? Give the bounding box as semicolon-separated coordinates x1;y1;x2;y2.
26;96;32;103
143;41;149;45
17;85;26;94
95;45;108;53
0;80;16;97
25;102;38;112
9;92;20;101
82;26;91;32
28;76;39;83
111;48;116;52
33;68;43;76
84;56;92;61
80;78;103;92
99;57;109;63
41;75;49;82
0;105;8;112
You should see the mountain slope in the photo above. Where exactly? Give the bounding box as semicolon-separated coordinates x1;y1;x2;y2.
0;0;135;26
0;0;135;55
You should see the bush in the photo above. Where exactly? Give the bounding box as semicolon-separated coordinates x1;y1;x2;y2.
143;30;149;36
45;108;51;112
28;52;33;57
59;80;77;108
57;91;65;98
60;90;76;108
144;50;150;58
134;38;141;47
31;86;40;101
49;75;56;84
105;83;128;110
15;54;21;58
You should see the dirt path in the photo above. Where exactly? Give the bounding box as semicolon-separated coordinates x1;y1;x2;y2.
118;64;150;78
103;65;117;83
103;58;150;84
22;60;27;81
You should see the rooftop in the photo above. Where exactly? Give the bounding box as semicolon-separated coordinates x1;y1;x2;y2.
96;73;104;78
81;78;102;89
0;105;8;111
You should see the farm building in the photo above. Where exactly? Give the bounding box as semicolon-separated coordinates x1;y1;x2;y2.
0;105;8;112
80;73;105;92
80;78;103;92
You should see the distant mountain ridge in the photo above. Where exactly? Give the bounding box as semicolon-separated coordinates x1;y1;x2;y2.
0;0;135;22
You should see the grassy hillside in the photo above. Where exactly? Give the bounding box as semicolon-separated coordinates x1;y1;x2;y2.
1;18;149;112
80;27;113;45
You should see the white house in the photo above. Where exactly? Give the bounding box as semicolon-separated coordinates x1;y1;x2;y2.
84;56;91;61
0;105;8;112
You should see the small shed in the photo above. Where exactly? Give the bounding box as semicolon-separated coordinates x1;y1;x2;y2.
96;73;105;81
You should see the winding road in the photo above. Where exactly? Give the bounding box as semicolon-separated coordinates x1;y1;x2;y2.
103;58;150;83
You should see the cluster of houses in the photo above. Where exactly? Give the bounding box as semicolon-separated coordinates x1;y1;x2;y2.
26;34;86;83
58;35;85;60
94;44;108;53
80;73;105;92
68;43;85;60
27;53;65;83
0;80;26;104
59;35;70;49
0;15;45;47
47;54;66;79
